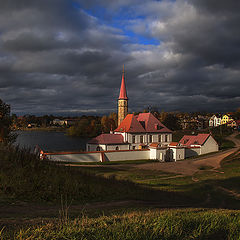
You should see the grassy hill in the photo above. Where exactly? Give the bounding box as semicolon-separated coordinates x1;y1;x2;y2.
1;139;240;239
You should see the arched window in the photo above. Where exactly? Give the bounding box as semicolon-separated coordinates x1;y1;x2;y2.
96;146;101;151
116;146;119;150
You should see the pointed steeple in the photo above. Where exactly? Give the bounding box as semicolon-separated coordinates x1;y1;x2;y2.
118;65;128;100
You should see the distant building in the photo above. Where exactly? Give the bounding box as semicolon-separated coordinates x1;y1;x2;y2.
64;119;78;126
227;120;237;128
52;119;78;126
221;114;234;125
209;115;221;127
52;119;65;126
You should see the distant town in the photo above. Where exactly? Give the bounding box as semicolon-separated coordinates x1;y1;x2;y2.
12;109;240;133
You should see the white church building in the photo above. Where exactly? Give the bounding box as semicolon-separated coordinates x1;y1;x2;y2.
87;67;173;154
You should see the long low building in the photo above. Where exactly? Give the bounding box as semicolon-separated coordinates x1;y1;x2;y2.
40;133;218;163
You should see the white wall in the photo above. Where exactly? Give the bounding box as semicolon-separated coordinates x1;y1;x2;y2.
200;136;219;155
169;147;185;161
46;150;150;163
86;144;105;151
106;144;129;151
104;150;149;161
152;148;167;161
185;148;201;158
87;143;130;151
46;152;101;162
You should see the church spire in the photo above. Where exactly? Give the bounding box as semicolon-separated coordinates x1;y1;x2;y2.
118;65;128;100
118;65;128;126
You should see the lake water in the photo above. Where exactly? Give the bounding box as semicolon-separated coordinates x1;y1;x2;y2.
14;131;88;152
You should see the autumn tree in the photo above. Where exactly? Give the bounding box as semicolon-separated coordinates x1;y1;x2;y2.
67;118;101;137
101;113;117;133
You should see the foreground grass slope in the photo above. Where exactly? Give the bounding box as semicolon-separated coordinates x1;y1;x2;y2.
1;135;240;239
0;144;189;205
4;209;240;240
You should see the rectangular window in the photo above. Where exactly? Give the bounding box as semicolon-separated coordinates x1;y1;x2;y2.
140;135;143;143
132;146;135;150
165;135;168;142
132;135;135;143
158;135;161;142
149;135;152;143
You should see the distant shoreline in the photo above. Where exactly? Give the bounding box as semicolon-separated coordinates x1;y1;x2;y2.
13;127;67;132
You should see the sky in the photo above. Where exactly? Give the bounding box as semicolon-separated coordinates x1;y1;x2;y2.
0;0;240;115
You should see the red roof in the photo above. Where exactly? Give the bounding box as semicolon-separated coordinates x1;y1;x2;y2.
137;113;172;133
118;70;128;100
88;134;125;144
149;143;160;148
179;134;211;146
169;142;179;147
115;114;146;133
115;113;172;133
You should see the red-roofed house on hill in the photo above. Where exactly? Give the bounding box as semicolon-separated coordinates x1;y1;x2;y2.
179;133;218;157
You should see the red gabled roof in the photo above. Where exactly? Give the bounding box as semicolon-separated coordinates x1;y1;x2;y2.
119;69;128;100
114;113;172;133
179;134;210;146
88;134;125;144
115;114;145;133
137;113;172;133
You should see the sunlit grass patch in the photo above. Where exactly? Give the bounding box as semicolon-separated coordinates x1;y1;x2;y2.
6;209;240;240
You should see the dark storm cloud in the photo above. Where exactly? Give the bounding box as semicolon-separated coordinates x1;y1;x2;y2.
0;0;239;115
